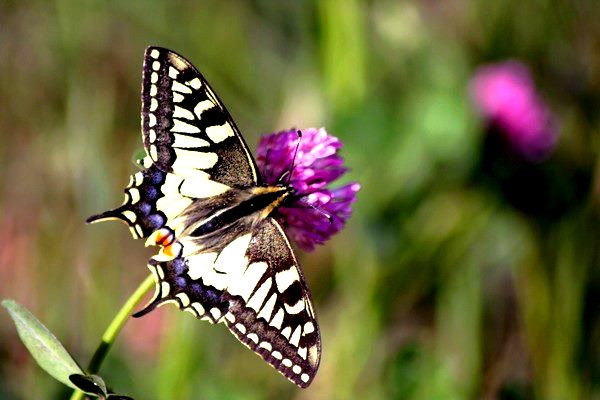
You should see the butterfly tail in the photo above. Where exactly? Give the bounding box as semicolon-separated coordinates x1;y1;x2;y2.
86;206;129;224
131;258;168;318
132;296;162;318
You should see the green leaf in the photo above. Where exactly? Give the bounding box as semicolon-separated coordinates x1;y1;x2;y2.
1;299;83;389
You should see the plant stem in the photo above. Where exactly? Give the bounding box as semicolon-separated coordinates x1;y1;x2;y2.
69;274;155;400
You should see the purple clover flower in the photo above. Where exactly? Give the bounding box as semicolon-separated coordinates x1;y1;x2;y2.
470;61;558;162
256;128;360;251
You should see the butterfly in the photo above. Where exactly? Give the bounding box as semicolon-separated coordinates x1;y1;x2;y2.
87;47;321;388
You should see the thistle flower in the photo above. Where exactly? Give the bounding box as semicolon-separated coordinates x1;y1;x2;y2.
470;61;558;162
256;128;360;251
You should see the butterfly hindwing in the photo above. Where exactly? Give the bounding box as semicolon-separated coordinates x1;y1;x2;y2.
136;218;321;388
87;162;173;239
86;158;213;239
142;47;258;188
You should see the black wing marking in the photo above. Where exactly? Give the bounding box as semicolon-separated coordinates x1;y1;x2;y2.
135;218;321;388
142;46;258;188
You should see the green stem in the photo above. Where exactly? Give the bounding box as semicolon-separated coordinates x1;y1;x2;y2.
69;274;155;400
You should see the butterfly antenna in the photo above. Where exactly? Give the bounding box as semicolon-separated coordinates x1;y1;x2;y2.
311;204;334;223
280;130;303;184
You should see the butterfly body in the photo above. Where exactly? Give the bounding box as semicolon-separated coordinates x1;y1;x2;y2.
87;47;320;387
184;185;293;238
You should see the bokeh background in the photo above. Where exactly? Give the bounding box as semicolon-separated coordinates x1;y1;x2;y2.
1;1;599;399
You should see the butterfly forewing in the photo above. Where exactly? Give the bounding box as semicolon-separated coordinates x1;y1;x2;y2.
142;47;258;187
88;47;259;238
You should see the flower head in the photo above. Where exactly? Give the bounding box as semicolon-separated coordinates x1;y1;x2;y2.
256;128;360;251
470;61;558;162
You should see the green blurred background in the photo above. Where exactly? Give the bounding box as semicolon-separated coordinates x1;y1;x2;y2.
1;1;599;399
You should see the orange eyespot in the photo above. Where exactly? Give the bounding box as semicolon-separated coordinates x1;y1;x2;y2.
146;228;175;247
160;242;182;259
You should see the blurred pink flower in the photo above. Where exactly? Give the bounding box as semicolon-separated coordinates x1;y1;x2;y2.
470;61;558;162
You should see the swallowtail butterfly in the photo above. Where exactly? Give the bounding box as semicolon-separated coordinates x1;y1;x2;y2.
88;47;321;387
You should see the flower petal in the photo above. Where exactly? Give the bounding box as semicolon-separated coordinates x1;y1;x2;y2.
255;128;360;250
